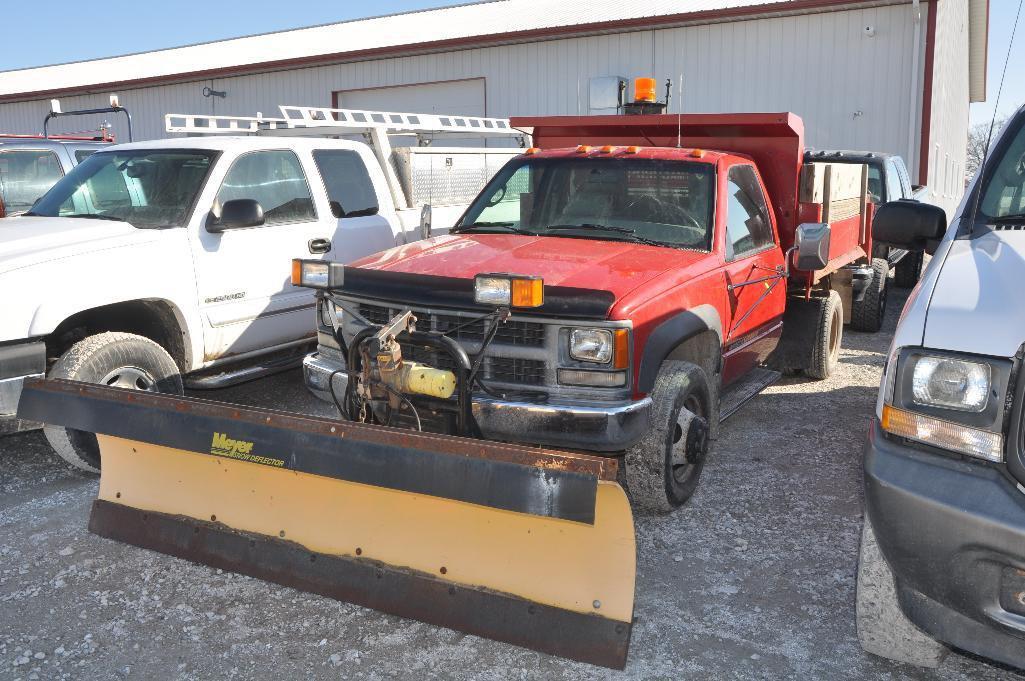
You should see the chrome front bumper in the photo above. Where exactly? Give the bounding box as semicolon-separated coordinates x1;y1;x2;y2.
303;352;651;452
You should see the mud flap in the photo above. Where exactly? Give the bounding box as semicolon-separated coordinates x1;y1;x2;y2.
18;379;636;669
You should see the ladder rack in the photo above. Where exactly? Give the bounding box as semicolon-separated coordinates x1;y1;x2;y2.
165;105;523;140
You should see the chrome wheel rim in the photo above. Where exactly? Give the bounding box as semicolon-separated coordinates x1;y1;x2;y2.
100;366;157;391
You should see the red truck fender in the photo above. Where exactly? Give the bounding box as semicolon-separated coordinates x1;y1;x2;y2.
636;304;723;394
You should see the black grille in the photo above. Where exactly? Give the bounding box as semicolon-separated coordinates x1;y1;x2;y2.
485;357;546;384
358;304;546;347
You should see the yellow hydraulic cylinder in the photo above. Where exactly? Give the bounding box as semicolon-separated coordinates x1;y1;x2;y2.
389;361;457;399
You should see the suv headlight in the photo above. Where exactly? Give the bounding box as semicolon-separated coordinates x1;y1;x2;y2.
911;356;990;411
881;348;1011;463
570;329;613;363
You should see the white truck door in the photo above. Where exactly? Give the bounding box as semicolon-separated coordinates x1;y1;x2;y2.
192;149;328;360
310;148;398;257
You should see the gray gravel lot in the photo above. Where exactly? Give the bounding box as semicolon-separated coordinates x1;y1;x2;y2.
2;287;1023;680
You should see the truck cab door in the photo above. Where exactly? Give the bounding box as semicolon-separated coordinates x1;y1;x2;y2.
310;148;397;257
720;164;786;385
192;149;326;361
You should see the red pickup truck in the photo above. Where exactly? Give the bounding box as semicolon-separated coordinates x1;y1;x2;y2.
301;112;877;512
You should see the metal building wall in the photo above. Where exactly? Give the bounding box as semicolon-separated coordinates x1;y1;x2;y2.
0;3;925;171
925;0;971;217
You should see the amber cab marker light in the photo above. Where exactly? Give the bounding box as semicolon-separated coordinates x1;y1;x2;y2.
290;259;303;286
524;147;540;155
625;146;641;154
613;329;629;369
633;77;658;103
511;278;544;308
576;145;592;154
600;145;616;154
690;149;706;159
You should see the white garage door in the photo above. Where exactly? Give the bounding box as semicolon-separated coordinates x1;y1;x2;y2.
334;78;485;117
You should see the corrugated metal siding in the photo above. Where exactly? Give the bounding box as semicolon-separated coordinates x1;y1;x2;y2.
926;0;970;217
0;0;882;97
0;4;925;173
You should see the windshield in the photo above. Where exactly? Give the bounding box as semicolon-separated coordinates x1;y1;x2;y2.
978;113;1025;222
456;157;715;250
0;150;64;215
29;149;216;228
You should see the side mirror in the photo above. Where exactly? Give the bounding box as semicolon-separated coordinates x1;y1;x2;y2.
873;199;946;253
794;222;831;271
420;204;432;240
208;199;264;233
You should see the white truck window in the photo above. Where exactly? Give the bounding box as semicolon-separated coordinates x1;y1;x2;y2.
312;149;379;217
724;165;773;260
0;150;64;214
217;150;316;225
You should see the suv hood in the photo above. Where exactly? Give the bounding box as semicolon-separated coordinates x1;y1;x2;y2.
0;216;148;274
350;233;712;303
924;228;1025;358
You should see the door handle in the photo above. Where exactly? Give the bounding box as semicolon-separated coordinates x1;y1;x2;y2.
308;238;332;254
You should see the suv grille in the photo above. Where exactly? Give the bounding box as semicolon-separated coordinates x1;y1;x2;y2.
358;303;545;347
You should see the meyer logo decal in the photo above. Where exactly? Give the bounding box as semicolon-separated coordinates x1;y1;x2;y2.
209;432;284;467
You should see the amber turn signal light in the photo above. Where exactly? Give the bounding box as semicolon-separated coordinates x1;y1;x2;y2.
511;278;544;308
613;328;630;369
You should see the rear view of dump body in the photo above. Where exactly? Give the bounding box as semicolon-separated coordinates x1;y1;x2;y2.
516;112;874;287
17;378;636;669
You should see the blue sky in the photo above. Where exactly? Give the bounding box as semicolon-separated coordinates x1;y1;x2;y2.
0;0;1020;125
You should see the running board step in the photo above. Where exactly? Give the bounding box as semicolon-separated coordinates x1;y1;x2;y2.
719;367;781;422
185;349;309;390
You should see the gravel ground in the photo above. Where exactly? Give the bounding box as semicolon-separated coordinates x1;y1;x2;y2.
2;287;1024;680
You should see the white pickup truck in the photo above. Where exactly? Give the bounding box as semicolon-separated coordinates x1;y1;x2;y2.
0;105;522;471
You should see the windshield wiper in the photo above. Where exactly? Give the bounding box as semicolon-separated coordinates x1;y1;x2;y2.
990;213;1025;224
453;221;539;236
547;223;671;248
63;213;126;222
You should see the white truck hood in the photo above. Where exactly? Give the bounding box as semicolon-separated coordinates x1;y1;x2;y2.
923;228;1025;358
0;216;152;275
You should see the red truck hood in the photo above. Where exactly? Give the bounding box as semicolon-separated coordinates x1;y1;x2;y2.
350;234;709;304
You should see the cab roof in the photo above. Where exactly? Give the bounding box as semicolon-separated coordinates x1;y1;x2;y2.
518;146;729;164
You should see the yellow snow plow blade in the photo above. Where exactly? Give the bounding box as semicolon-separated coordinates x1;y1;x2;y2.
17;379;636;669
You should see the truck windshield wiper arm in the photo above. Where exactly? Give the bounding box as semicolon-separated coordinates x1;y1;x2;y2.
63;213;126;222
990;213;1025;224
452;222;539;236
547;223;671;248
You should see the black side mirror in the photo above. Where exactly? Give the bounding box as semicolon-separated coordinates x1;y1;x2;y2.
208;199;264;233
873;199;946;254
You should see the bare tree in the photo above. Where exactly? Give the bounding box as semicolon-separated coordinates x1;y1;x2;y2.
966;118;1007;179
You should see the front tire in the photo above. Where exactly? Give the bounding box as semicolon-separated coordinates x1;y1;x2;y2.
856;514;948;667
44;332;183;472
624;360;714;514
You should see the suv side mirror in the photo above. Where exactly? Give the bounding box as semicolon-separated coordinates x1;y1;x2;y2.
208;199;264;233
873;199;946;253
794;222;831;271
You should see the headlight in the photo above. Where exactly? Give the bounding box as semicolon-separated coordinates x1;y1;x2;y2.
291;259;344;289
570;329;613;363
881;349;1012;463
911;356;990;412
474;274;543;308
